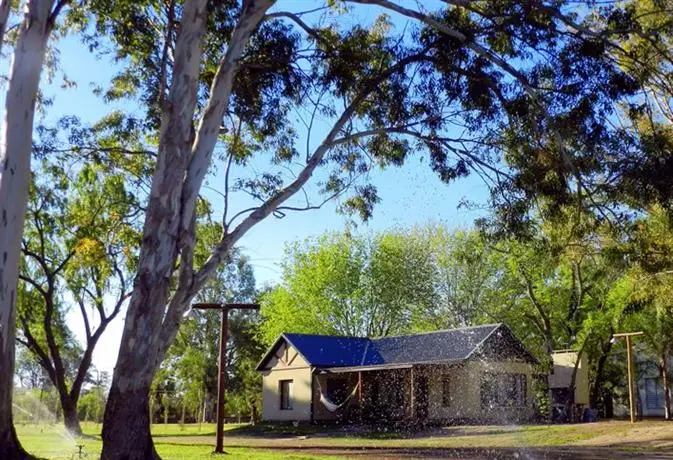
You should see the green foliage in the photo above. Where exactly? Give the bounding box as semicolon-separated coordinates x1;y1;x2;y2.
77;373;109;424
487;0;673;233
16;121;145;431
77;0;649;224
260;229;438;343
157;251;261;422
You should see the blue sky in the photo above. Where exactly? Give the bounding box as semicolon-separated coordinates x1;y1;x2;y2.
12;4;492;375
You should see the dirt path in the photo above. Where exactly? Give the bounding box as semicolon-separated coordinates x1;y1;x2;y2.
262;446;673;459
155;421;673;458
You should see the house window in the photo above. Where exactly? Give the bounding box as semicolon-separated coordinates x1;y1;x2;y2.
481;373;527;408
517;374;527;407
442;375;451;407
504;374;517;406
280;380;293;410
481;376;498;408
645;377;665;410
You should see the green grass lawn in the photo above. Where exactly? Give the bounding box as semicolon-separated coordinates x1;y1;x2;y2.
15;422;335;459
16;419;673;459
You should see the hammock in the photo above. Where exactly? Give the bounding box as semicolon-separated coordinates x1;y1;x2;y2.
316;378;360;413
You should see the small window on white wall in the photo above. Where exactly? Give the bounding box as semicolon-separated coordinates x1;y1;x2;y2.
280;380;293;410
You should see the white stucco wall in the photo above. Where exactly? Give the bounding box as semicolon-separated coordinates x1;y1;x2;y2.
259;342;313;421
550;351;590;405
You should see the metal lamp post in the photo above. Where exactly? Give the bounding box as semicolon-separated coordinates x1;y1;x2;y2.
191;302;260;454
611;331;644;423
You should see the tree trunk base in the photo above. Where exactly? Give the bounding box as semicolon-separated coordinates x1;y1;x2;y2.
0;425;34;460
64;412;83;438
101;384;159;460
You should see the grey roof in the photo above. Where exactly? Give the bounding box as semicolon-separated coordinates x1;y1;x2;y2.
257;323;537;371
365;324;498;365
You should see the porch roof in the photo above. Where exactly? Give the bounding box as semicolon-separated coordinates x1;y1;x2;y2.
319;363;413;373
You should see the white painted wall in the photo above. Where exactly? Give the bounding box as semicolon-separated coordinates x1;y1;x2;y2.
259;342;313;421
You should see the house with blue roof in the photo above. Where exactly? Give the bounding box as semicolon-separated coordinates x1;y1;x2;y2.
256;323;539;424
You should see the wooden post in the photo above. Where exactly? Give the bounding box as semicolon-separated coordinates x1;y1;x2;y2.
192;302;260;454
215;309;229;452
358;371;363;423
410;367;415;420
626;335;635;424
613;331;643;424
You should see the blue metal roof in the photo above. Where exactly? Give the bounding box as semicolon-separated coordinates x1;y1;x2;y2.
282;333;370;367
257;323;538;371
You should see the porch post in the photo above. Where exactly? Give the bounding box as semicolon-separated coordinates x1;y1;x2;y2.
310;370;315;424
358;371;363;423
410;366;415;420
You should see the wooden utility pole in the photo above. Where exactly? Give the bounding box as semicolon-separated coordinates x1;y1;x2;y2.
192;302;260;454
612;331;644;423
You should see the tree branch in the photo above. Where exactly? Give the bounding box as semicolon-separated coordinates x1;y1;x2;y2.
265;11;332;47
77;297;92;343
179;0;274;248
18;274;48;299
192;52;429;293
157;0;176;110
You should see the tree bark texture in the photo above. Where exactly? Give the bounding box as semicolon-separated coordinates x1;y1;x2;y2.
62;398;80;436
101;0;419;456
101;1;273;457
0;1;54;458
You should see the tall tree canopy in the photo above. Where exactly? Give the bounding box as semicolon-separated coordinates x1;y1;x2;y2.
80;1;646;456
1;0;661;457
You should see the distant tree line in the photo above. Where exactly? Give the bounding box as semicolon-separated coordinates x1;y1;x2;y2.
261;214;673;420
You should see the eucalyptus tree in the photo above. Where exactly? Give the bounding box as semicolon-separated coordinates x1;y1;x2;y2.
484;0;673;233
0;1;75;456
15;150;142;435
80;0;639;457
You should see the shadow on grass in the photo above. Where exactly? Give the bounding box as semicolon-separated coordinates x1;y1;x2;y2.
152;430;217;438
213;423;531;440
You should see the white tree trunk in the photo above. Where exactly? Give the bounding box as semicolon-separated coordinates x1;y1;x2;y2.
101;1;276;458
0;0;11;54
101;1;209;458
0;1;54;457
